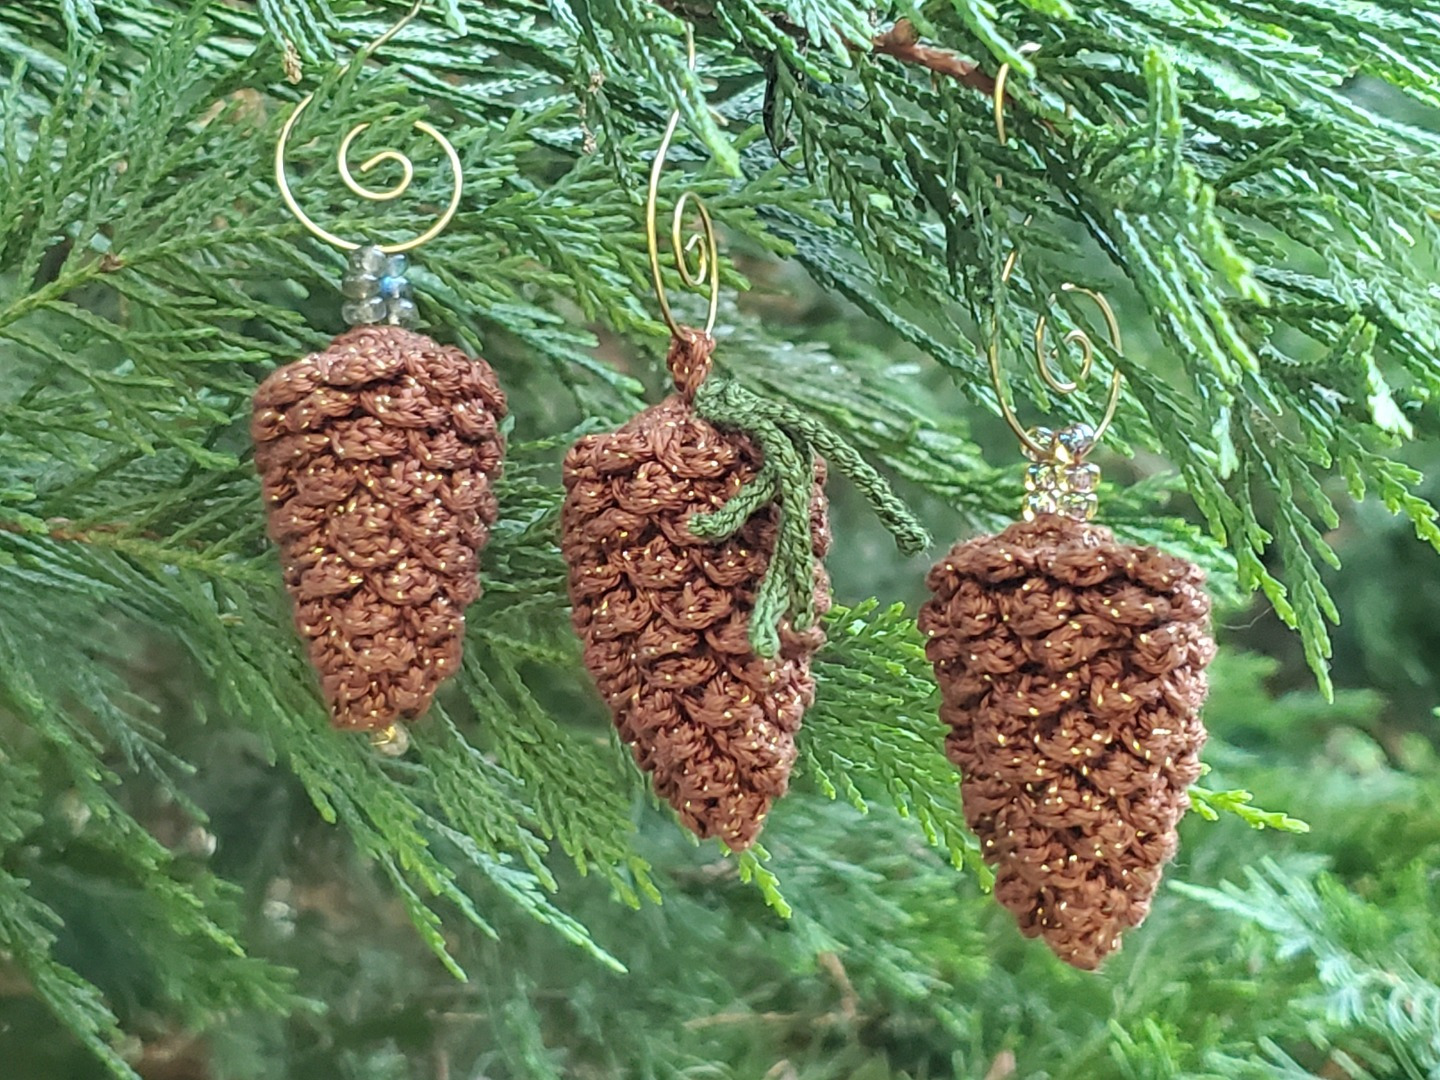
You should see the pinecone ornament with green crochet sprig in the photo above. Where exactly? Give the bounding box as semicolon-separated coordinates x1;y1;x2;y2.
561;328;928;849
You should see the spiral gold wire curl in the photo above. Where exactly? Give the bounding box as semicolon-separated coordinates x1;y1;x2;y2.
645;27;721;338
273;0;462;255
989;52;1123;458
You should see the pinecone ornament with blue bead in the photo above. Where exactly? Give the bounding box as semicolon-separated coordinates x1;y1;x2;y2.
559;328;928;850
252;246;507;749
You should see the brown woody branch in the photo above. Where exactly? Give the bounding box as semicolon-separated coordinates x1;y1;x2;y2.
871;19;997;96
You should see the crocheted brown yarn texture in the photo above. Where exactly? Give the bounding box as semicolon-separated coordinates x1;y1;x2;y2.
252;324;507;732
919;514;1214;969
560;335;830;851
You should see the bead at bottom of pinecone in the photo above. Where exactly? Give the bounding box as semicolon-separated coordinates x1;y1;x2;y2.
560;394;830;851
252;324;506;732
918;513;1215;969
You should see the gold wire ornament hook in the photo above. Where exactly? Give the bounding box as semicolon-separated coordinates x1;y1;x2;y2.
273;0;463;255
987;52;1123;458
992;42;1039;152
369;0;424;53
645;27;721;339
1032;284;1123;441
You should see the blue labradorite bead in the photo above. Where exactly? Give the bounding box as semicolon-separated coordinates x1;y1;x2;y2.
342;296;387;326
353;245;388;274
385;297;419;326
379;274;408;299
342;273;380;299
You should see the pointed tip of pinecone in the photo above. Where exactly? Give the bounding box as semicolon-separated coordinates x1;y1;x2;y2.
561;395;829;849
680;789;771;852
253;324;507;732
921;513;1214;969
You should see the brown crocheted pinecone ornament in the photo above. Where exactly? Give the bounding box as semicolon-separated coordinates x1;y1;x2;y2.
252;322;507;734
919;511;1214;970
560;331;831;851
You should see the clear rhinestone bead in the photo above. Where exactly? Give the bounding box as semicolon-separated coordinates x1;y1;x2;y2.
370;723;410;757
1022;427;1056;462
1066;462;1101;493
1054;422;1096;463
1025;463;1060;493
1057;491;1098;521
1025;489;1060;519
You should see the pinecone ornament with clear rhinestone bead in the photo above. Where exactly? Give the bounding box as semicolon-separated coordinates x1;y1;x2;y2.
919;424;1214;969
560;331;831;851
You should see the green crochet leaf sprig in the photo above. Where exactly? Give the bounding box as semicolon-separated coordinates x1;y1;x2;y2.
688;375;931;658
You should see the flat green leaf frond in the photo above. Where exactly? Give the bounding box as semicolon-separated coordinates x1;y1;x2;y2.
1;0;1436;1071
750;0;1440;687
1175;859;1440;1076
1188;785;1311;834
803;602;985;877
732;845;793;917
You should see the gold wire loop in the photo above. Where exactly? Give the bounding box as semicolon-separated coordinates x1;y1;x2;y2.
645;28;721;339
369;0;424;53
338;124;415;200
992;42;1040;149
1034;284;1123;441
988;52;1123;458
273;1;462;255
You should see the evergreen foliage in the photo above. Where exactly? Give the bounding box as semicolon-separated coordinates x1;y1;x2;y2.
0;0;1438;1076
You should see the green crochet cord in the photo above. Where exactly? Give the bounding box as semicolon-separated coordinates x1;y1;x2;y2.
689;375;931;658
